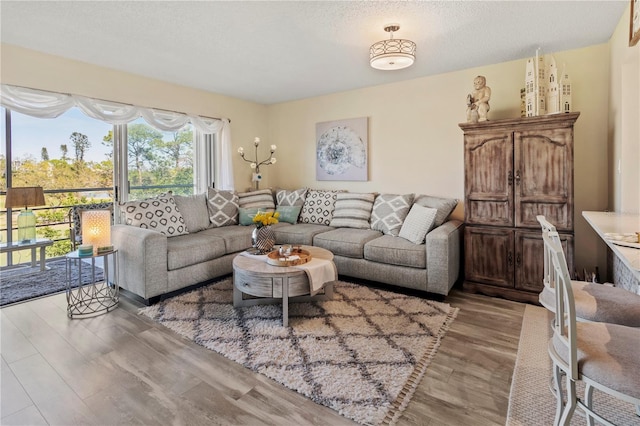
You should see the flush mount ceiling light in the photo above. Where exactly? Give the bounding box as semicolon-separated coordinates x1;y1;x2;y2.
369;24;416;70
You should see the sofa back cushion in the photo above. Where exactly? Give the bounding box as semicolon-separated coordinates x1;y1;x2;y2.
370;193;414;236
329;192;375;229
174;193;210;233
206;188;239;227
276;188;308;206
299;189;341;225
120;193;187;236
238;189;275;211
413;195;458;227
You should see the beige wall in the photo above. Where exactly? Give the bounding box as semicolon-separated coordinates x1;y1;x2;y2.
267;44;611;274
1;28;631;276
0;43;269;189
609;3;640;214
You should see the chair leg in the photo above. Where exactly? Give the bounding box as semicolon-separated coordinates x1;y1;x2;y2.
556;369;577;426
552;364;564;424
584;383;595;426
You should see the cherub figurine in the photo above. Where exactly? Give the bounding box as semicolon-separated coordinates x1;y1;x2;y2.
466;75;491;123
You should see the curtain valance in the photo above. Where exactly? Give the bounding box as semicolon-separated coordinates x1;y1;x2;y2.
0;84;225;134
1;84;234;190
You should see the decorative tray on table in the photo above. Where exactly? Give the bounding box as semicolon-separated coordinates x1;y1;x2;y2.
266;248;312;266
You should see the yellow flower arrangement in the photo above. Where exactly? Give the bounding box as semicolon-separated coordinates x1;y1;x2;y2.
253;210;279;228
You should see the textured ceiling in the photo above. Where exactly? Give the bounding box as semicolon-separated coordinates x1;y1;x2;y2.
0;1;628;105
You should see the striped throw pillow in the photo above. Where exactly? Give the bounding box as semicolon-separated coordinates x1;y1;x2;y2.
329;192;375;229
238;189;275;212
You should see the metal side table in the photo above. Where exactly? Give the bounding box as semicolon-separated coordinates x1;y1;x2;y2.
65;249;119;318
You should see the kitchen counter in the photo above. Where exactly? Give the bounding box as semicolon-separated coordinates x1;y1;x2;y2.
582;211;640;294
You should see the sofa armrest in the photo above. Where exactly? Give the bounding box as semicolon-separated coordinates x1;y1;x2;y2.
425;219;464;295
112;224;168;300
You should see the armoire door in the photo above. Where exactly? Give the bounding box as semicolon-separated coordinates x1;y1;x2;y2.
464;131;514;226
464;226;514;288
515;230;575;292
514;128;574;230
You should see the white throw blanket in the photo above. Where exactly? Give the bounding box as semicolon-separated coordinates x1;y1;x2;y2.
293;258;337;295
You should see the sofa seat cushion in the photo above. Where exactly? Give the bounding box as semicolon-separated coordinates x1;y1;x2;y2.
273;223;334;245
167;233;226;271
313;228;382;259
364;235;426;269
199;226;254;254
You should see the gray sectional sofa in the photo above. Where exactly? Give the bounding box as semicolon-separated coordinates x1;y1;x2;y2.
112;188;463;304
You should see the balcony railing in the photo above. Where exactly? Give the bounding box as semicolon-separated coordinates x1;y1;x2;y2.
0;184;191;268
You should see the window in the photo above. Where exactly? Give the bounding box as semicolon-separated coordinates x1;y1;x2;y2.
110;119;195;201
1;84;229;266
1;107;113;263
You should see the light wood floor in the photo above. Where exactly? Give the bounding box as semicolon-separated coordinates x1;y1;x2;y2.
1;282;525;425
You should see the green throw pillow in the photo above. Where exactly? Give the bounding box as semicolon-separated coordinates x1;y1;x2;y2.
238;207;261;226
276;205;302;224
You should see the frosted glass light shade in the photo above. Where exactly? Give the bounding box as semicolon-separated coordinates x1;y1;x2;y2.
81;210;111;254
369;30;416;71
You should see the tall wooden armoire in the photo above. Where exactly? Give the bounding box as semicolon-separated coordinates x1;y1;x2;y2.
459;112;580;303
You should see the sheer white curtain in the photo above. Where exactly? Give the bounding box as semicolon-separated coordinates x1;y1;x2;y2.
0;84;234;189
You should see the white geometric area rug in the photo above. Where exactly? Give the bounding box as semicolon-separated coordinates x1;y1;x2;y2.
506;304;639;426
140;278;458;425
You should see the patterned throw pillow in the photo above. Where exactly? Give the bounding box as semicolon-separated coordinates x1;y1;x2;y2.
370;193;415;236
398;204;438;244
413;195;458;227
329;192;375;229
299;189;341;225
120;193;187;236
206;188;239;227
275;205;302;224
276;188;308;207
238;189;275;212
238;207;261;226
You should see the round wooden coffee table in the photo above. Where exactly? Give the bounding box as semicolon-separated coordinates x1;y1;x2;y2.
232;245;335;327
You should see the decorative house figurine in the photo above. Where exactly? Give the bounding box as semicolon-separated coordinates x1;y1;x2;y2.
524;50;572;116
466;75;491;123
546;56;560;114
559;68;572;113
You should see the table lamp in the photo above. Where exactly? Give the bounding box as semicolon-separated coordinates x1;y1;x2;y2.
81;210;112;255
4;186;45;244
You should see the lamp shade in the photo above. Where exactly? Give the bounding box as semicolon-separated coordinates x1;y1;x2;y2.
81;210;111;254
4;186;45;209
370;24;416;71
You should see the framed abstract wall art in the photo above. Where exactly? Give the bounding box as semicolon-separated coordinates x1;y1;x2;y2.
316;117;368;181
631;0;640;46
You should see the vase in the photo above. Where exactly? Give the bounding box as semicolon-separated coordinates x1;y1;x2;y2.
252;225;275;254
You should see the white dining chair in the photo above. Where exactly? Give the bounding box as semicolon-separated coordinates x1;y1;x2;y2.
545;231;640;425
537;215;640;327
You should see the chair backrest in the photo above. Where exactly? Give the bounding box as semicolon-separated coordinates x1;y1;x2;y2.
544;231;579;380
537;215;563;292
